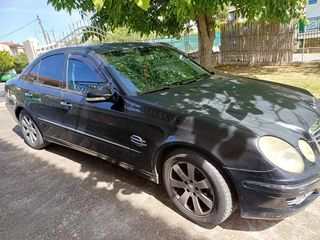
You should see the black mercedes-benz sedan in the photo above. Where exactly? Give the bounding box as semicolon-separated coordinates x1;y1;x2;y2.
5;42;320;227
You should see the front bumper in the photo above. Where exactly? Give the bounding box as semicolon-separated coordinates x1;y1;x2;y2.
228;169;320;220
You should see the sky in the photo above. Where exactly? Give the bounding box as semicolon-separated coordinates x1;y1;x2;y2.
0;0;84;44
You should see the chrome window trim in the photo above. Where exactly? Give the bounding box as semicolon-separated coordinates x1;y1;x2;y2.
38;117;141;154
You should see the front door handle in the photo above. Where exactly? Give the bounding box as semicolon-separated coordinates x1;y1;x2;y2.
60;101;73;109
24;92;33;97
130;135;147;147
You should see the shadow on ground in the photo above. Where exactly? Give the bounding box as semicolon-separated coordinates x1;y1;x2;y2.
215;62;320;99
215;62;320;77
6;125;282;237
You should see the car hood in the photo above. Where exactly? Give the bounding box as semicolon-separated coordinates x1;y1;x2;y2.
136;75;319;136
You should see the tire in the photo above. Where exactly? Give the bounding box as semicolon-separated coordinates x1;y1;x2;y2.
19;110;47;149
163;148;233;227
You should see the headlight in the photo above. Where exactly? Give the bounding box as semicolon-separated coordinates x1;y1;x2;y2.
298;139;316;163
258;136;304;173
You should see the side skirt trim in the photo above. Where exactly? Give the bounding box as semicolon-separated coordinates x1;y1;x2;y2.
44;135;159;183
38;117;141;154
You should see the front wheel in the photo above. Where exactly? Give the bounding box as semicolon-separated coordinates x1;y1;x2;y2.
19;110;47;149
163;149;233;227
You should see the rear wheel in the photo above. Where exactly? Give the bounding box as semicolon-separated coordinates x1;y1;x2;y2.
19;110;47;149
163;149;233;227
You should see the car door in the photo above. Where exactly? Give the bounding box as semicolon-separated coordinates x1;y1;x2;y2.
24;54;69;142
125;98;172;176
60;53;132;165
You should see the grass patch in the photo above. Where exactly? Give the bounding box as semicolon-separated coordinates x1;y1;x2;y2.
215;63;320;98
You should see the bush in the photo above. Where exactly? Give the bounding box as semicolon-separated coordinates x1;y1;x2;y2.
0;51;14;75
13;53;28;74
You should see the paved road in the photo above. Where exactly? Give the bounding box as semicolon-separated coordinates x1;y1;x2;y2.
0;83;5;102
293;53;320;62
0;104;319;240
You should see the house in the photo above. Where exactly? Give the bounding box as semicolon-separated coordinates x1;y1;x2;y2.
0;42;25;56
307;0;320;18
228;3;319;29
306;0;320;30
227;7;245;23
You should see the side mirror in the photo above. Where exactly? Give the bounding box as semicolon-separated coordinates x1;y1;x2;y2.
86;87;114;102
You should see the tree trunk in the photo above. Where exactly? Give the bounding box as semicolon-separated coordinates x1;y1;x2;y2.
196;14;216;71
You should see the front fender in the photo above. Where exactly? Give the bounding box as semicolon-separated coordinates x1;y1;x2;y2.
152;118;273;182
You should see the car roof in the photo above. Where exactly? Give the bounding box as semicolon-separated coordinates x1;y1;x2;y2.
40;42;170;57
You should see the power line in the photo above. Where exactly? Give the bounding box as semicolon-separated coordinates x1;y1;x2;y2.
0;18;37;40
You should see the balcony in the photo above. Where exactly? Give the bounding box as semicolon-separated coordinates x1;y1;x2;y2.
306;17;320;31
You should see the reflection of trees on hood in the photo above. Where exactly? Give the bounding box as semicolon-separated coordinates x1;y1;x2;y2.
138;75;317;135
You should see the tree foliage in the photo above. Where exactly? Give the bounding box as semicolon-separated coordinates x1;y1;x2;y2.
49;0;305;33
81;25;153;44
0;51;14;75
13;53;28;74
101;27;154;42
48;0;305;69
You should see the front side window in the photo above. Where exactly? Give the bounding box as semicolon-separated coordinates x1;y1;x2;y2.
102;46;209;95
67;59;105;94
38;54;64;87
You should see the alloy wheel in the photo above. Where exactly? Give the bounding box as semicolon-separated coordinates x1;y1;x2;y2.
169;162;215;216
21;115;38;144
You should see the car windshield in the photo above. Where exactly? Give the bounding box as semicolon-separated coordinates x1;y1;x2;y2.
102;46;210;95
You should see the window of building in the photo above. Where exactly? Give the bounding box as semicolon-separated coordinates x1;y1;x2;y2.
309;0;317;4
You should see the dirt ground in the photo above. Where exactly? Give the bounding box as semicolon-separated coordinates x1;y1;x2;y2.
215;63;320;98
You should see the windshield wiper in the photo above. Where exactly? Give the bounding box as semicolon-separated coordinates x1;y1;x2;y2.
140;74;210;95
140;86;171;95
178;73;210;86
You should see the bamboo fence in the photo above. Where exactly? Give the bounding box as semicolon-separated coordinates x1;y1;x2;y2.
220;22;295;65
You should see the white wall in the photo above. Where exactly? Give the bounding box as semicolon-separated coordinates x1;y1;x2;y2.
0;44;11;53
17;47;25;55
0;44;25;56
307;0;320;18
23;38;39;63
9;47;18;56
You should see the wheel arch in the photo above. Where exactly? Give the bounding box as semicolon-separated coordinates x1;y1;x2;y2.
154;142;240;209
15;106;39;129
15;106;25;120
154;143;238;196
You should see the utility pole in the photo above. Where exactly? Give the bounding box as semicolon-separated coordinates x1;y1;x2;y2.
51;30;57;44
37;15;48;45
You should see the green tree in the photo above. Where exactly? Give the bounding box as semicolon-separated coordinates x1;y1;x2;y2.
82;26;154;43
13;53;28;74
0;51;14;75
102;27;155;42
48;0;305;70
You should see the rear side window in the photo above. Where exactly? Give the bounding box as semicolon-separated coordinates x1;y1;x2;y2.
19;70;29;81
27;62;40;83
38;54;64;87
67;59;105;94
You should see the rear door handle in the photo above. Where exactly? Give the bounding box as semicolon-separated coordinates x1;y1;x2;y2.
60;101;73;109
